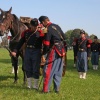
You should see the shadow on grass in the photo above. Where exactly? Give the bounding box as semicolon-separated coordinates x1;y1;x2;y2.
0;58;11;64
0;85;42;94
0;58;22;64
0;75;14;81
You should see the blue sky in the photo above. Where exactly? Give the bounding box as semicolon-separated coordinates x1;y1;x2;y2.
0;0;100;38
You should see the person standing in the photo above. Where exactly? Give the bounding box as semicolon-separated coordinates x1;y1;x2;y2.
91;36;100;70
39;16;67;93
11;18;44;89
76;30;92;79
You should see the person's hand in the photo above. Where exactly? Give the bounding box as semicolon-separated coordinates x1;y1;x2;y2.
62;70;65;77
41;55;46;63
11;52;16;57
87;57;90;60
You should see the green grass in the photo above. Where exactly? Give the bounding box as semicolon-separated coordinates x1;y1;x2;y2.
0;48;100;100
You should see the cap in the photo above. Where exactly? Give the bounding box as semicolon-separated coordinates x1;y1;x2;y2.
94;36;98;39
80;30;85;34
39;16;48;23
30;18;38;26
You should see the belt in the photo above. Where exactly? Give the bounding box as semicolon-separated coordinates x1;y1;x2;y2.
26;45;35;48
79;48;85;52
54;42;63;45
54;43;60;45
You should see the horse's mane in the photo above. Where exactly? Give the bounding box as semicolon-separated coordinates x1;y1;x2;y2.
12;14;19;21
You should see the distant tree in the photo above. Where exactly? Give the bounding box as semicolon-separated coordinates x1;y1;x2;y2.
90;34;95;41
65;30;73;47
70;29;81;45
71;28;80;38
65;28;89;47
98;39;100;42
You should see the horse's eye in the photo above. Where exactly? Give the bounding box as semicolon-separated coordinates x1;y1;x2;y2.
3;15;5;19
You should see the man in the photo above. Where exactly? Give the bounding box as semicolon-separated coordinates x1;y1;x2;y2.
91;36;100;70
76;30;92;79
39;16;67;93
11;18;44;89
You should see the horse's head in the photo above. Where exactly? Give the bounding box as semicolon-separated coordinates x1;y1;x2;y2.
0;7;13;36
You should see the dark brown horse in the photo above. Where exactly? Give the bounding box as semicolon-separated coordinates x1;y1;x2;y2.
0;7;30;83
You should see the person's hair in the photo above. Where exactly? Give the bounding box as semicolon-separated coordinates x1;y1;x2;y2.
45;18;50;21
39;16;49;23
30;18;38;26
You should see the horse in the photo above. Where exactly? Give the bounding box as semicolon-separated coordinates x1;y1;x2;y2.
0;7;31;84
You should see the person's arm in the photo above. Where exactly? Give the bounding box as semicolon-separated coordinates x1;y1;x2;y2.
56;25;67;52
87;39;92;57
42;30;51;55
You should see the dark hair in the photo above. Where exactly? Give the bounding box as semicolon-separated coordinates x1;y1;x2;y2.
39;16;49;23
30;18;38;26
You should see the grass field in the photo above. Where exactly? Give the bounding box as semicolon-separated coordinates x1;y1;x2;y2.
0;48;100;100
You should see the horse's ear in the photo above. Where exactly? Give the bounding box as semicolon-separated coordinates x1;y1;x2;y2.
0;8;3;13
9;7;12;13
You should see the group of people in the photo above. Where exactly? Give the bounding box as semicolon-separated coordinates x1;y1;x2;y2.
10;15;99;93
9;15;100;93
11;16;67;93
72;31;100;79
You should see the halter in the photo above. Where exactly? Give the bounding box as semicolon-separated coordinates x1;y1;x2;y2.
0;13;20;42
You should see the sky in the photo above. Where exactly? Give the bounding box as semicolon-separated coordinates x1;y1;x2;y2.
0;0;100;40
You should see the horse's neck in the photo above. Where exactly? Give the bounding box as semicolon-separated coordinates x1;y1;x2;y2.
10;17;28;42
10;17;20;36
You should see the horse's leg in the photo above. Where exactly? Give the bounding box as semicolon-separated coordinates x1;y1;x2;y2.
12;56;19;83
11;56;15;73
14;65;18;83
73;55;77;67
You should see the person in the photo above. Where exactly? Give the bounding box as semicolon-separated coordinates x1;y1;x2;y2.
91;36;100;70
75;30;92;79
11;18;44;89
38;16;67;93
86;36;91;69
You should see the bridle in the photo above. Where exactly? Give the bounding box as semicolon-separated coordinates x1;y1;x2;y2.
0;13;20;42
